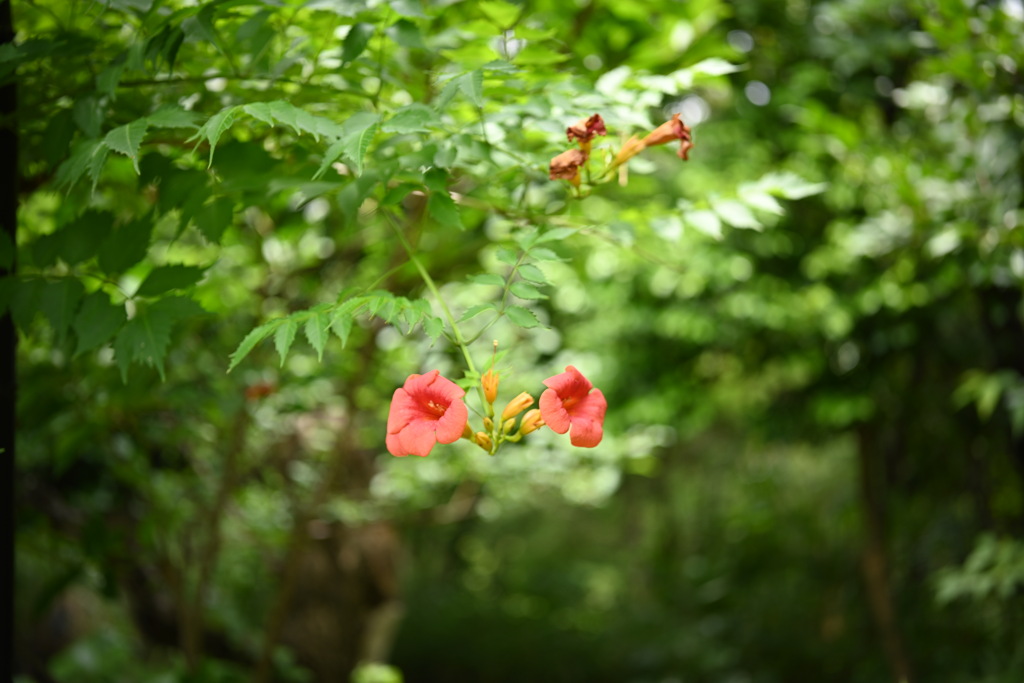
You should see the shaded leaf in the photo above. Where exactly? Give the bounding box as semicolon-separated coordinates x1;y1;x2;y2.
342;23;375;63
103;119;149;173
274;317;298;366
73;291;126;356
304;310;331;360
135;264;207;297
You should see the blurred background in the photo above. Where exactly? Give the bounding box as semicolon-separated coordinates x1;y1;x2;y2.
8;0;1024;681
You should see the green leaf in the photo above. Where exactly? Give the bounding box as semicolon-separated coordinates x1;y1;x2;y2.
514;43;569;66
331;310;354;348
388;19;426;49
243;101;275;126
427;191;462;229
495;247;519;265
460;303;497;322
383;104;438;133
135;265;207;297
73;291;126;356
339;113;380;176
526;247;562;262
267;100;327;139
114;296;203;381
342;23;375;64
479;0;522;27
146;106;198;129
537;227;577;243
460;69;484;107
194;198;234;243
191;105;239;166
39;279;85;344
98;215;153;274
468;273;505;286
56;210;114;266
504;305;541;328
517;263;547;284
55;139;106;190
422;316;443;341
304;311;331;360
712;199;761;230
314;112;379;178
388;0;426;18
227;321;276;372
510;281;547;300
274;317;299;366
103;119;149;173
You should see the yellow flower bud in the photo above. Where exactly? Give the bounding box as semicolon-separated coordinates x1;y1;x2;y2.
502;418;515;434
501;392;535;420
483;417;494;432
475;432;493;452
481;369;499;404
519;409;544;436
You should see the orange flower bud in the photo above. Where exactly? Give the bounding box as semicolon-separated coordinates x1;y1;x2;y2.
481;369;499;404
519;409;545;436
475;432;493;452
501;392;535;420
641;114;694;160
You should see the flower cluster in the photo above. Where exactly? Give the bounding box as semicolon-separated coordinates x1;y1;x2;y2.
549;112;693;187
385;365;607;457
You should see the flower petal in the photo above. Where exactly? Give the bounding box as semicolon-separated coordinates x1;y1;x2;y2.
386;387;417;434
386;432;410;457
542;365;592;400
435;398;469;444
539;387;571;434
397;420;438;457
571;389;607;424
425;371;466;403
569;416;604;447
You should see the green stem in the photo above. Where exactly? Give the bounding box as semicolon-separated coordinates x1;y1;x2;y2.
385;214;479;378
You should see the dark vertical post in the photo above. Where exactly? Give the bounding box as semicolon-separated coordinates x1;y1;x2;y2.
0;0;17;677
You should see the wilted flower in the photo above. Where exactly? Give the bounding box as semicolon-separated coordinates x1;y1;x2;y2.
386;370;468;457
566;113;607;144
549;148;589;186
539;365;607;447
641;113;694;160
501;391;535;420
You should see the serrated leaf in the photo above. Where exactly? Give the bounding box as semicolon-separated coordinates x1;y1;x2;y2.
136;265;207;297
330;310;354;348
460;69;484;107
103;119;149;173
268;100;324;139
422;316;443;341
57;210;114;265
459;303;496;322
380;102;436;133
339;113;379;176
434;75;462;111
468;273;505;287
227;321;276;372
191;105;239;166
304;311;331;360
55;139;106;190
517;263;547;284
146;106;198;129
39;279;85;345
274;318;298;366
495;247;519;265
509;281;546;300
73;291;126;356
194;197;234;243
504;305;540;328
114;296;203;381
314;112;379;178
427;191;462;228
342;23;374;63
242;101;275;126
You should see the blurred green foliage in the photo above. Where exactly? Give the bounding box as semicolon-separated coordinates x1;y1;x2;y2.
6;0;1024;681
